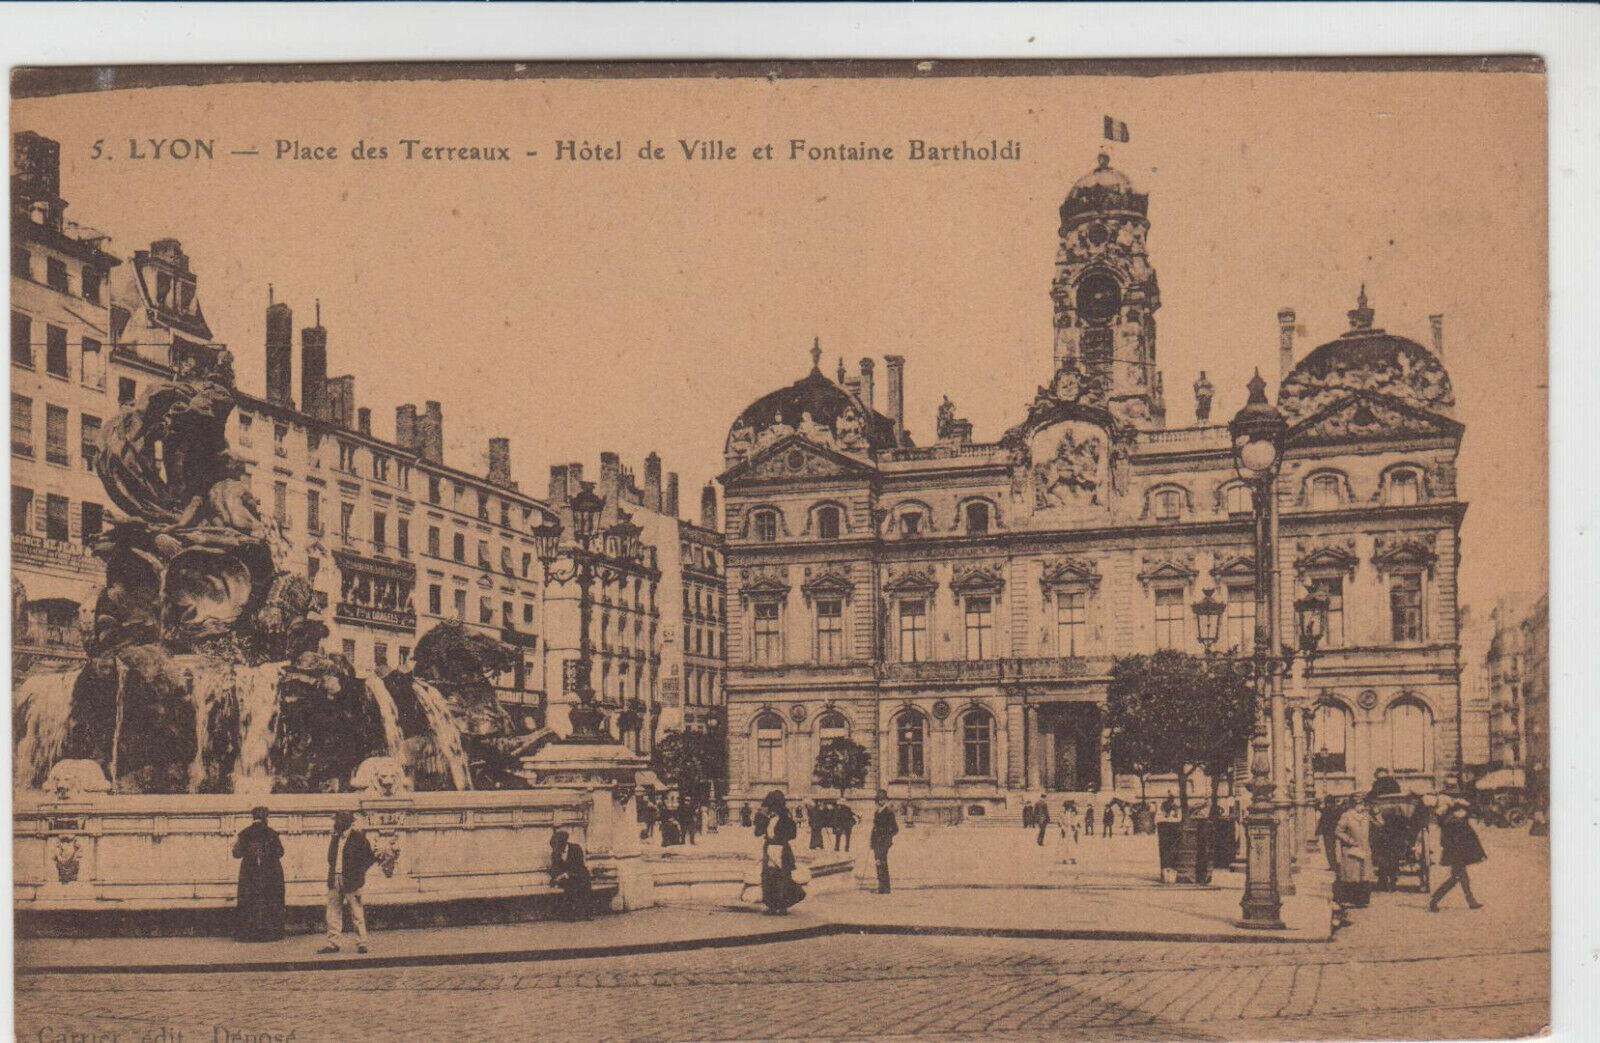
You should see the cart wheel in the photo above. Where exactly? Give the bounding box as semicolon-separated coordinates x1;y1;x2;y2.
1505;807;1527;828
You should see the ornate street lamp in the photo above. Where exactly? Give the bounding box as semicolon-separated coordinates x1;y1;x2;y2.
1294;588;1329;657
536;482;611;744
1192;587;1225;652
568;483;605;546
1230;370;1291;930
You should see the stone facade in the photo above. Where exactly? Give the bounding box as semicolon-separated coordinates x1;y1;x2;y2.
719;153;1469;818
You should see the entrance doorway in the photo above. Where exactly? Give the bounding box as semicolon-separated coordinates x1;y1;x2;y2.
1044;703;1102;791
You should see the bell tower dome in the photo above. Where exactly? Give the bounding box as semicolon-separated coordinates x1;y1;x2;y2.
1050;152;1165;429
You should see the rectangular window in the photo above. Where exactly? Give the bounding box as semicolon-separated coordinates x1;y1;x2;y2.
479;597;494;625
397;518;410;557
753;602;781;665
453;588;467;620
521;552;532;579
79;414;101;471
477;491;490;521
238;414;254;447
428;584;442;615
399;647;411;666
11;245;29;280
342;639;357;661
452;532;465;562
500;545;513;575
45;493;70;541
372;511;387;553
274;422;288;459
523;602;535;625
477;539;490;570
118;377;137;406
428;526;441;556
81;502;103;543
306;489;321;533
45;404;69;465
1388;471;1420;506
502;600;513;627
273;481;288;528
1309;576;1345;647
428;475;441;504
307;556;320;583
11;311;32;368
815;599;843;663
898;599;928;663
1154;588;1186;650
374;642;389;672
12;486;33;535
340;502;355;544
1390;573;1424;643
964;596;993;660
45;325;69;378
82;268;101;305
11;395;33;457
1056;590;1087;657
45;257;69;293
754;719;785;780
1225;585;1256;653
372;453;389;482
500;501;511;528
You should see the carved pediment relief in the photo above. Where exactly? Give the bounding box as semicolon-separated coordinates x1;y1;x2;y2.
1137;553;1198;587
1287;391;1462;448
739;565;792;598
1372;533;1438;573
736;436;874;483
801;566;855;599
1209;551;1257;582
1294;538;1360;577
1040;556;1103;590
951;561;1006;594
883;564;938;594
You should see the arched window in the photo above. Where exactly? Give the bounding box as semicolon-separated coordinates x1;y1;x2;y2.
1313;702;1353;774
1385;469;1422;506
1308;473;1344;510
818;711;849;746
815;504;842;539
1223;483;1253;516
1152;488;1184;521
961;710;993;778
1386;699;1434;774
895;711;926;778
752;712;787;781
752;509;779;542
965;501;991;534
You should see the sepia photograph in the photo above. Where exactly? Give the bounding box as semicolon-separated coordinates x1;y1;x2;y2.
6;39;1562;1043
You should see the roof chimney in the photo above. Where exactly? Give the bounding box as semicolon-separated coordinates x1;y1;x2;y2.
418;401;444;465
325;375;356;429
599;451;621;505
643;452;663;512
548;464;571;505
665;473;680;518
488;437;511;487
1429;314;1445;357
858;357;875;411
265;290;294;407
700;482;718;531
300;319;328;420
395;404;418;451
883;355;906;445
1277;308;1296;386
357;406;371;437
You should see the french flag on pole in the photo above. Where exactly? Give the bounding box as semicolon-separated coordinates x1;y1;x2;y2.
1103;116;1130;143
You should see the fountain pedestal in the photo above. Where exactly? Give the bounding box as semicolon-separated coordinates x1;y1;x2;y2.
520;740;656;911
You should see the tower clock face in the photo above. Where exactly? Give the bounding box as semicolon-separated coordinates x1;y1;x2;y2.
1076;272;1122;324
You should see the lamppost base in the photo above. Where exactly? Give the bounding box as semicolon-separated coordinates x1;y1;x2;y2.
1235;912;1287;931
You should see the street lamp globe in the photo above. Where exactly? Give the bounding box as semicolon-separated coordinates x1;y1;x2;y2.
569;482;605;546
1192;587;1225;650
532;519;564;566
1229;370;1288;481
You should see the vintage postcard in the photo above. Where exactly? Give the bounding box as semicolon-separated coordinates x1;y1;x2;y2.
9;57;1548;1041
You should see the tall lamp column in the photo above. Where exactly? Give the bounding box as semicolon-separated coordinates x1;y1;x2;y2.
534;482;610;743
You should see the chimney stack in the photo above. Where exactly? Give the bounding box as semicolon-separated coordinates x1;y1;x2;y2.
700;483;718;531
1277;308;1297;386
599;451;621;505
395;404;418;451
1429;314;1445;357
300;318;328;421
548;464;571;505
858;358;875;411
265;289;294;407
418;401;444;465
643;452;663;512
326;375;356;429
884;355;906;445
665;473;680;518
357;407;371;436
488;438;511;487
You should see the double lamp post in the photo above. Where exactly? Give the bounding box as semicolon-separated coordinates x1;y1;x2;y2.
1190;370;1328;930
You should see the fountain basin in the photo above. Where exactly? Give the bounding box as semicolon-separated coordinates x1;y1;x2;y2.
14;788;628;923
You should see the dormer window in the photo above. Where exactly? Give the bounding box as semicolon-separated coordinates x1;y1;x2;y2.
900;512;923;536
753;510;778;542
1309;473;1344;510
965;501;990;534
1153;489;1182;521
816;505;841;539
1224;483;1253;517
1386;469;1421;506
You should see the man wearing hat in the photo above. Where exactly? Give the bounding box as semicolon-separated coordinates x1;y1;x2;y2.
318;810;377;954
869;790;899;895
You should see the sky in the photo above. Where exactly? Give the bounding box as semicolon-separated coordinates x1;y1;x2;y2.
13;66;1547;613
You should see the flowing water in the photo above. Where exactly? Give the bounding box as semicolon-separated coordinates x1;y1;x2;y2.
411;678;472;790
13;669;81;790
232;661;286;795
180;657;237;793
364;675;407;760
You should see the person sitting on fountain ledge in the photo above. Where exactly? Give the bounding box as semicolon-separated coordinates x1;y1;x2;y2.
319;811;377;954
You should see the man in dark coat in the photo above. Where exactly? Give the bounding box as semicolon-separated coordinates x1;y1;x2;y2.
318;810;377;954
232;806;285;942
550;829;594;921
869;790;899;894
1430;801;1487;911
809;801;828;850
834;802;857;851
1035;793;1051;846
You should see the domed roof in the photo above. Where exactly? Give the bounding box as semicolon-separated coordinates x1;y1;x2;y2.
725;346;900;459
1060;153;1149;226
1278;289;1454;421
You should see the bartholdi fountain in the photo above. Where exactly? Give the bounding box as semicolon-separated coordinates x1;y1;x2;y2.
13;342;651;931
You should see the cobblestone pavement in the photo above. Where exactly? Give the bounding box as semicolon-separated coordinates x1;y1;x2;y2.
17;833;1549;1043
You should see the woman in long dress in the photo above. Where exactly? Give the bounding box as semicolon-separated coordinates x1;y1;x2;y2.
232;806;286;941
1333;796;1377;924
756;790;805;915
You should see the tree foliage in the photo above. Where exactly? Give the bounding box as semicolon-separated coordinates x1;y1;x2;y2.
813;737;871;797
1105;650;1255;817
651;728;727;804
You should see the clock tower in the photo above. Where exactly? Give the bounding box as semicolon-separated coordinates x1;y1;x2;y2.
1050;152;1165;429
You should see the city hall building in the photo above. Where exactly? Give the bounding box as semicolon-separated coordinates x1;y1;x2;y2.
719;152;1470;819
